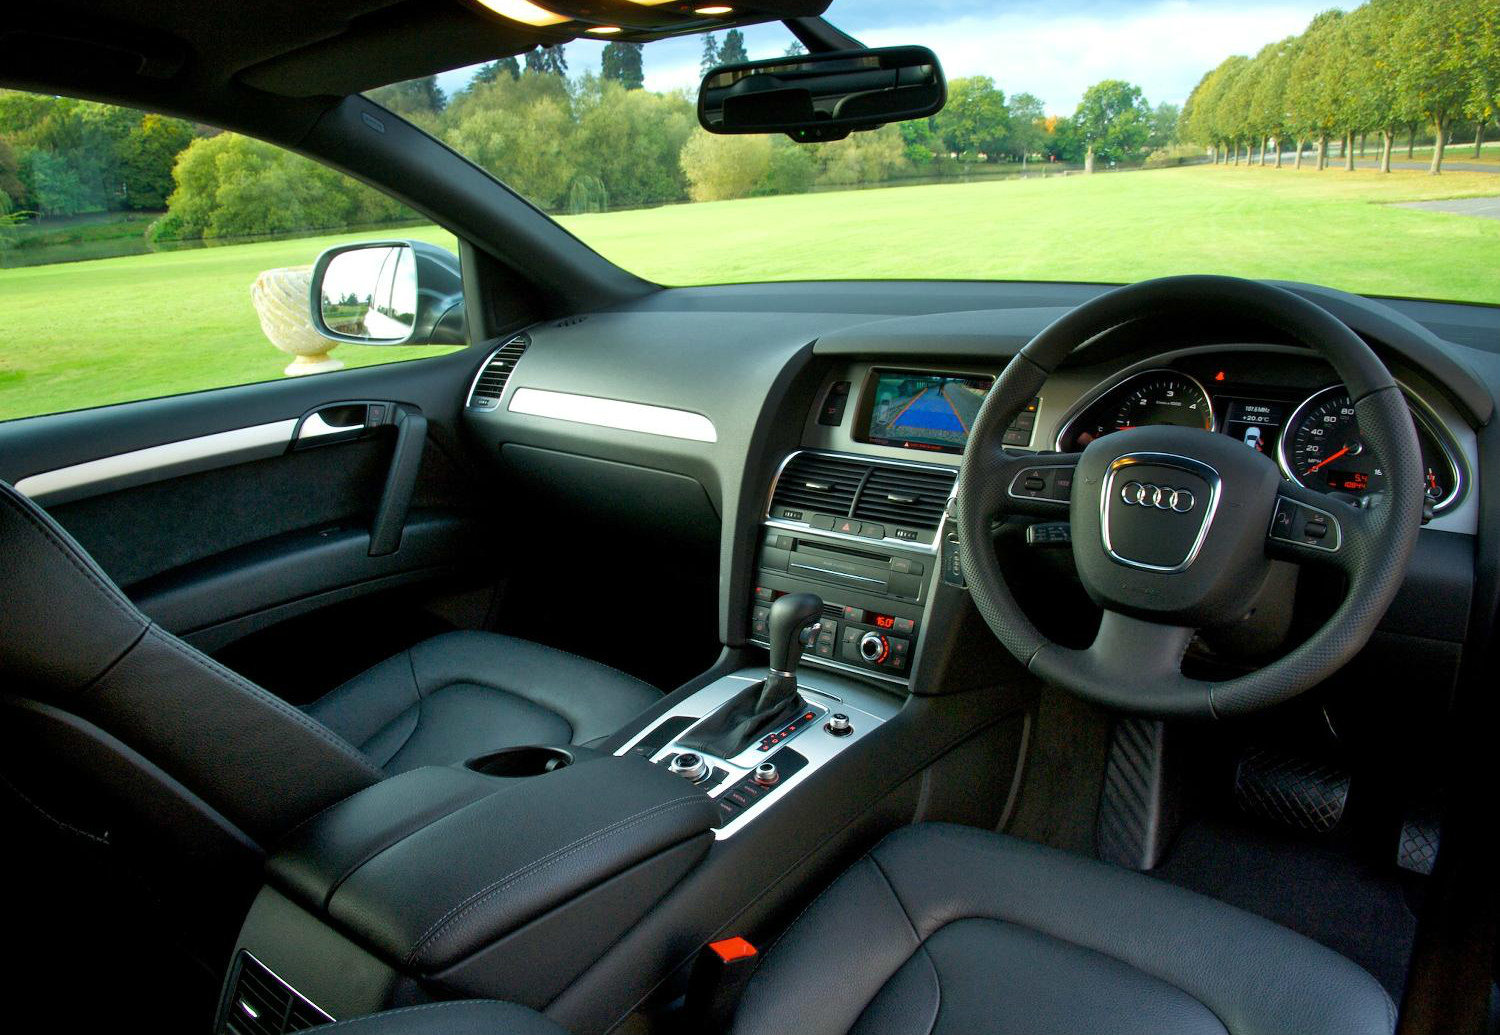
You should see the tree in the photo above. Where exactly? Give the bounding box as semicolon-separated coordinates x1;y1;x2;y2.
0;138;25;209
679;129;771;200
1148;101;1181;151
1005;92;1047;160
571;76;693;206
1393;0;1475;173
1286;10;1347;170
935;76;1009;159
152;133;405;240
784;41;807;57
719;29;749;66
899;119;940;166
117;113;195;209
473;58;521;84
1466;0;1499;156
525;45;568;77
700;34;721;75
22;150;91;217
1248;37;1297;166
1073;79;1150;172
366;76;446;118
601;42;645;90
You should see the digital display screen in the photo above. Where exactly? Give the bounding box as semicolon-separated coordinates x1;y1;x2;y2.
871;612;896;630
1221;398;1285;456
867;371;993;454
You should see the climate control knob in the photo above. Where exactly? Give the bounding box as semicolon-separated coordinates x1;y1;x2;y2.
859;631;890;664
753;761;779;786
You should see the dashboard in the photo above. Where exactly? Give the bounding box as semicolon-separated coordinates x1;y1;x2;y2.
461;277;1494;696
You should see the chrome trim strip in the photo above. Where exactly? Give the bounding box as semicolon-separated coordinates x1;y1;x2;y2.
297;411;356;440
464;337;522;412
1099;451;1222;574
748;637;910;686
239;950;335;1025
1054;368;1218;451
1277;383;1465;514
788;562;885;585
764;449;955;552
14;419;298;503
508;387;717;443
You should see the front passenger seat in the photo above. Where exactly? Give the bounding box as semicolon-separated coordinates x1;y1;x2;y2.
0;480;659;870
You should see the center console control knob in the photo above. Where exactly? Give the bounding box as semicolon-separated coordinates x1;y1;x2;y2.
753;761;779;786
859;631;890;664
668;752;708;782
825;713;853;737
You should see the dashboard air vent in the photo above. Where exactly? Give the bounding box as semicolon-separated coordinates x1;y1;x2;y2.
771;454;866;517
853;465;955;531
466;334;529;411
219;952;332;1035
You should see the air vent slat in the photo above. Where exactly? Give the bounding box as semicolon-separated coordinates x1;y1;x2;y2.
852;465;955;531
466;334;530;411
770;454;865;517
218;953;333;1035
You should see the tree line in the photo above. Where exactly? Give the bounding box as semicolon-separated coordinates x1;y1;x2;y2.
4;38;1188;242
1181;0;1498;173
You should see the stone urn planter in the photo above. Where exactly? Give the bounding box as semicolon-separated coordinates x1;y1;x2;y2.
251;265;344;376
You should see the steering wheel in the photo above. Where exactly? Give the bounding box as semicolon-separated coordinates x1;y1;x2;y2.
957;275;1424;718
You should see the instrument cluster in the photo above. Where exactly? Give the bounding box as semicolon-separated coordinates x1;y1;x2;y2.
1056;359;1463;513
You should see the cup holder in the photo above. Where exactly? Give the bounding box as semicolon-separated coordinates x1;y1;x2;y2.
466;745;574;777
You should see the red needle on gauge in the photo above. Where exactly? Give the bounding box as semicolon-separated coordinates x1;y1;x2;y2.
1307;446;1350;473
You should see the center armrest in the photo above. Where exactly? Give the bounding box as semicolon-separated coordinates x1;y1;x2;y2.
266;753;718;976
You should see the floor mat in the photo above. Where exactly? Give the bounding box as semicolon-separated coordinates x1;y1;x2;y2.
1154;817;1419;999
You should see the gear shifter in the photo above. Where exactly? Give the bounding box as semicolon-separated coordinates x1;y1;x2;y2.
760;591;823;709
679;593;823;760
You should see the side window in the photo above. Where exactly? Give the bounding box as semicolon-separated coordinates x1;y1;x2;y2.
0;90;464;423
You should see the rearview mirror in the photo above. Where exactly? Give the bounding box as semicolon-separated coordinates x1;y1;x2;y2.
310;240;466;346
698;45;946;143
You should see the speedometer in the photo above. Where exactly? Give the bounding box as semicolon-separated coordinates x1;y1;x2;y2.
1279;385;1460;511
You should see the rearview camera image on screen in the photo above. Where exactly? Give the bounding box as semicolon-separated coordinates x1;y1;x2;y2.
867;372;993;453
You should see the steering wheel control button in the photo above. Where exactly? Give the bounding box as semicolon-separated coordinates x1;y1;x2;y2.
1026;522;1072;546
1269;496;1341;551
753;762;780;786
1007;465;1074;503
668;752;709;782
1100;454;1219;573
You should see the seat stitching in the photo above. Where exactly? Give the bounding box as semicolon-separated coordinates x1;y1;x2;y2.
406;795;708;964
149;629;385;779
919;943;942;1035
910;913;1233;1034
0;486;143;626
760;851;877;960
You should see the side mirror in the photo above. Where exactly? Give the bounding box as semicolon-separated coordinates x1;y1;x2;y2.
310;240;466;346
699;45;946;143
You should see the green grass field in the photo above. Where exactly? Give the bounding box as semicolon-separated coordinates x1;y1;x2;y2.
2;163;1498;423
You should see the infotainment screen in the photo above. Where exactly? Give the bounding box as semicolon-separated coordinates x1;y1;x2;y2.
866;371;994;453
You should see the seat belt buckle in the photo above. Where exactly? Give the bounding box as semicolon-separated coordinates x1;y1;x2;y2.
685;936;759;1030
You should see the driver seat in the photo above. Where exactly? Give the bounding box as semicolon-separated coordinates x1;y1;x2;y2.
732;823;1394;1035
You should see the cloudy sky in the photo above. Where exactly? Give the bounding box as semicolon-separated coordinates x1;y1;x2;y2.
438;0;1334;115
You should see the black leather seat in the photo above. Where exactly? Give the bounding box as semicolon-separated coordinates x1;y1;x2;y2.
303;1000;567;1035
0;478;658;860
305;631;661;775
734;823;1395;1035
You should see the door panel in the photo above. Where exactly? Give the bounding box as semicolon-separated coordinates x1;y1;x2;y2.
0;344;496;661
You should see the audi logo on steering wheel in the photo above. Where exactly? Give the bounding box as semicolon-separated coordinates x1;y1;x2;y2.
1119;480;1196;513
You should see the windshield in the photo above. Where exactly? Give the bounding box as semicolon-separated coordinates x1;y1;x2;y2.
388;0;1498;304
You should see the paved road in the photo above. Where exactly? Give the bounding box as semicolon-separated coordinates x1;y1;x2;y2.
1239;154;1498;174
1396;196;1500;220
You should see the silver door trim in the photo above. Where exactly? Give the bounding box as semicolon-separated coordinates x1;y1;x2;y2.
507;387;717;443
14;419;298;504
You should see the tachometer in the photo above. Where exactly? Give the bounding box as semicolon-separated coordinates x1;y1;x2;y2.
1279;385;1460;511
1061;369;1215;449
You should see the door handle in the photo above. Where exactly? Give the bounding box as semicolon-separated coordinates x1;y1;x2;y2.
293;402;394;446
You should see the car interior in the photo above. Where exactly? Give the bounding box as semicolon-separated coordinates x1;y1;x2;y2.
1;2;1497;1034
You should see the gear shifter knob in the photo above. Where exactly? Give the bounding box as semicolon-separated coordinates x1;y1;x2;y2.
768;592;823;675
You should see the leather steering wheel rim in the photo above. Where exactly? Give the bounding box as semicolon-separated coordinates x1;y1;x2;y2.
957;275;1425;718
